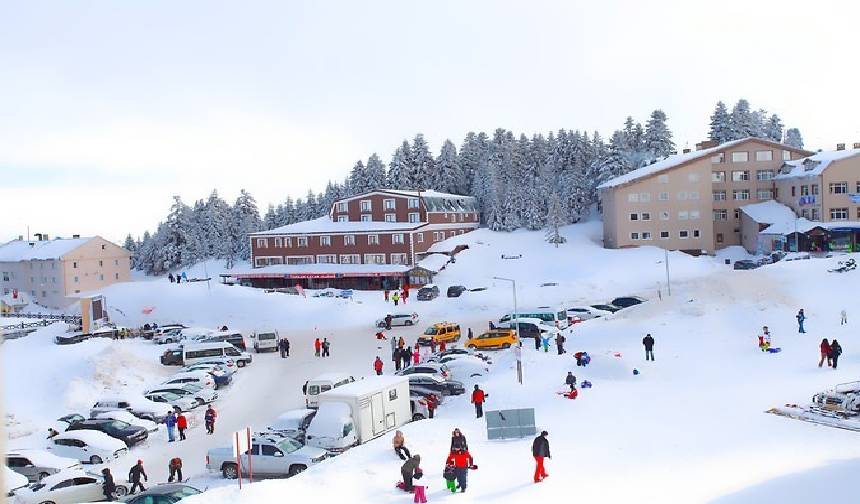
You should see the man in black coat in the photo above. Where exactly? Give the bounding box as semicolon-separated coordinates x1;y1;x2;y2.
400;454;422;492
532;431;550;483
565;372;576;391
643;333;655;361
101;468;116;501
556;333;566;355
128;460;147;494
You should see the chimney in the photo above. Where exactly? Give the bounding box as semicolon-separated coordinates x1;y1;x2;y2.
837;143;846;151
683;148;691;154
72;234;80;239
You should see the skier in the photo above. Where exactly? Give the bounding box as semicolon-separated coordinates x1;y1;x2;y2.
796;309;806;333
565;372;577;391
176;412;188;441
128;460;147;494
446;446;474;493
532;430;550;483
450;428;468;451
204;405;217;435
556;332;566;355
322;338;331;357
841;309;848;325
819;338;832;367
101;468;116;501
471;385;487;418
392;291;400;306
374;356;384;375
385;314;393;330
392;430;411;460
168;457;183;483
165;411;176;442
400;454;421;492
314;337;321;357
643;333;655;361
831;339;843;369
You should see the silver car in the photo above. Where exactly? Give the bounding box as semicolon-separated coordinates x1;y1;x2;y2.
6;450;81;482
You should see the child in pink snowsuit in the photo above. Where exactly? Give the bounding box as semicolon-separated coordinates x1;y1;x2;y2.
413;485;427;503
413;348;420;365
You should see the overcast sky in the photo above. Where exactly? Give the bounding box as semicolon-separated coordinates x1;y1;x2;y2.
2;0;859;243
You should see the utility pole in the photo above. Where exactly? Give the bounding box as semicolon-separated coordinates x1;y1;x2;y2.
664;249;671;296
494;276;522;384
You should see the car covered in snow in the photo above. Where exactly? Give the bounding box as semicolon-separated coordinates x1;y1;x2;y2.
407;374;465;396
120;483;202;503
375;313;419;328
206;435;327;479
4;465;28;497
47;431;127;465
143;391;198;412
90;396;172;423
395;362;451;380
180;362;235;388
161;371;217;390
66;418;149;448
566;306;611;321
446;285;467;297
49;413;86;433
11;468;128;503
93;410;158;433
417;284;440;300
432;354;491;378
145;383;218;406
610;296;646;309
590;303;622;314
266;408;317;444
5;449;81;483
430;348;492;363
54;332;89;345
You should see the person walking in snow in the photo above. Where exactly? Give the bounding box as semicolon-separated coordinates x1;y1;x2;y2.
393;348;402;371
101;468;116;501
392;291;400;306
385;314;393;330
128;460;147;494
532;430;550;483
392;430;411;460
797;309;806;333
412;345;420;365
176;412;188;441
831;339;843;369
165;411;177;442
314;337;321;357
168;273;175;283
400;454;421;492
384;289;390;302
167;457;183;483
401;288;407;304
471;385;487;418
374;356;384;375
322;338;330;357
643;333;655;361
446;447;474;493
398;336;405;348
555;333;566;355
450;428;468;451
443;462;457;493
819;338;832;367
541;333;551;353
430;339;438;353
439;340;447;352
841;309;848;325
426;393;439;419
175;274;181;284
204;405;217;435
565;372;577;391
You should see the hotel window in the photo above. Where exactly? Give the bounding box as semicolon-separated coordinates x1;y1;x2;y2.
800;185;809;196
782;150;792;161
857;208;860;219
344;235;355;246
755;150;773;161
408;197;419;208
731;151;749;162
641;212;651;221
830;182;848;194
361;215;371;222
678;211;689;220
434;232;445;242
339;254;360;264
285;237;292;248
658;192;669;201
74;276;79;283
320;235;331;246
384;214;396;222
99;274;104;281
716;233;724;243
756;170;774;181
660;211;670;221
368;234;379;245
733;189;750;201
297;237;308;247
831;208;849;220
713;209;728;221
1;272;7;282
416;233;424;243
364;254;386;264
658;174;669;184
317;254;337;264
449;231;456;237
360;200;372;212
256;238;267;248
689;191;699;200
384;198;396;210
629;213;639;221
677;191;688;201
688;173;700;182
713;190;727;201
731;170;750;182
458;213;464;222
641;232;652;240
336;202;347;212
115;273;119;280
812;208;820;220
757;189;773;200
274;238;282;248
801;209;809;219
712;171;726;183
690;210;700;220
630;232;640;241
338;216;347;222
679;230;689;239
857;182;860;193
98;260;103;267
286;256;314;265
639;193;651;202
734;209;741;220
812;184;819;195
390;253;408;264
791;186;796;197
450;214;456;223
628;193;639;203
392;233;405;244
711;153;725;163
659;231;670;239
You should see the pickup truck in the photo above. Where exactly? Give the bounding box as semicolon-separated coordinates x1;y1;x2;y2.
206;435;327;479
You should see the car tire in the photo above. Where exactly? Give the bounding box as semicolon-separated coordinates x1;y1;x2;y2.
502;343;511;349
288;464;307;477
38;472;50;481
237;360;246;368
405;320;413;326
223;463;239;479
39;501;57;504
413;413;426;421
89;455;103;465
114;485;128;497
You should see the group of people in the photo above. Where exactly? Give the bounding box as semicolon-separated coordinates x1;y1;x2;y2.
390;338;422;371
165;404;217;440
100;457;185;501
313;337;331;357
397;428;475;497
278;337;291;358
167;272;189;284
384;288;409;306
819;338;843;369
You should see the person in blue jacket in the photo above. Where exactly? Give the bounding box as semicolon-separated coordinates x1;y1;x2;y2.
165;411;177;442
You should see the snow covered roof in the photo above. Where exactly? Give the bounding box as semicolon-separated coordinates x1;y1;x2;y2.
417;253;451;273
6;449;79;469
739;200;798;225
251;217;422;236
54;430;125;450
1;291;29;307
321;375;408;398
774;148;860;180
760;217;819;236
0;237;93;262
233;263;409;278
334;190;478;212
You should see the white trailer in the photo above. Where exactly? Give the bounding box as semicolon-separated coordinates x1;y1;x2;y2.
305;375;410;452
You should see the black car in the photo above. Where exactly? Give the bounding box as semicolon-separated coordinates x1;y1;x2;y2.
160;349;184;366
733;260;759;270
447;285;467;298
54;333;88;345
610;296;646;309
408;375;465;396
121;483;202;503
66;418;148;447
200;332;246;351
57;413;86;429
590;304;622;314
499;321;542;339
417;285;440;301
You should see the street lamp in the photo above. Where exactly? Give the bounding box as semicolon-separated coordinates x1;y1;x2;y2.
493;276;523;384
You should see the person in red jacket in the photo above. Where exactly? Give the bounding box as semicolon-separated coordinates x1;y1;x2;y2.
446;447;474;493
176;412;188;441
374;356;384;375
471;385;487;418
819;338;832;367
314;338;321;357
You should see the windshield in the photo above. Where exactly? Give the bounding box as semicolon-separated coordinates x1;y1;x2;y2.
557;311;566;321
226;348;240;356
423;328;437;335
108;420;130;429
277;438;302;454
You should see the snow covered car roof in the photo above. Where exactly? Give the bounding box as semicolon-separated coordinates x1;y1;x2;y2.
35;468;97;489
4;465;29;494
306;402;352;438
270;409;316;430
54;430;126;451
94;410;158;429
6;449;80;469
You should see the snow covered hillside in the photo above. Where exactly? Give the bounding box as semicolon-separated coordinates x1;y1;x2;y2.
4;223;859;503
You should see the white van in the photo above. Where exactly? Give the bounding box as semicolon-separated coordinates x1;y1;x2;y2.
498;307;569;329
183;342;253;367
250;329;279;353
303;373;355;409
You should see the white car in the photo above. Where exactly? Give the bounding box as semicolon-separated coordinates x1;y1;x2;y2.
47;431;127;465
93;411;159;433
375;313;419;328
143;391;198;412
5;465;28;497
250;329;280;353
90;396;172;423
566;306;611;322
434;354;491;378
161;371;216;390
5;449;81;483
11;469;128;503
145;383;218;405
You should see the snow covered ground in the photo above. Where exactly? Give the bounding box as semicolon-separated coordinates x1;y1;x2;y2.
4;222;859;503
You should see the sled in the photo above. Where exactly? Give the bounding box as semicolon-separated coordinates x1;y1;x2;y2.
766;347;782;353
766;405;860;432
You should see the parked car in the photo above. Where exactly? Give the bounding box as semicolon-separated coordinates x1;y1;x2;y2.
47;431;127;465
145;383;217;406
66;419;148;448
417;322;461;346
465;328;518;350
143;391;198;412
161;371;217;390
733;259;759;270
433;355;491;378
250;329;280;353
120;483;202;503
160;348;184;366
266;409;317;444
54;333;88;345
417;285;440;301
431;348;492;362
5;450;80;483
375;313;419;328
566;306;611;321
154;328;185;345
206;435;327;479
200;331;247;351
610;296;646;308
338;289;354;299
11;469;128;503
90;396;171;423
142;324;187;340
407;374;465;396
181;363;235;388
446;285;467;298
5;465;28;497
50;413;86;433
496;318;554;339
93;410;159;433
395;362;451;380
311;289;337;298
590;303;622;314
